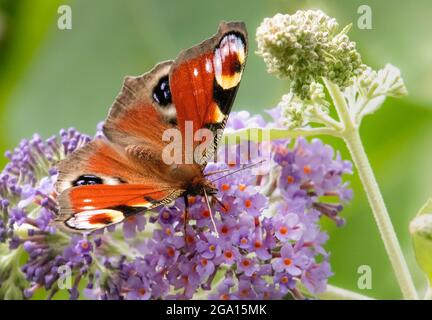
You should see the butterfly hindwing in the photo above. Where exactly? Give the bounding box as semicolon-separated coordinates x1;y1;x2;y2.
103;61;177;148
55;139;183;232
56;184;180;232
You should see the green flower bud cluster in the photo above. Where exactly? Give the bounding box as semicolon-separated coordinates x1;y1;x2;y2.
410;199;432;283
410;214;432;241
279;82;330;129
256;10;363;98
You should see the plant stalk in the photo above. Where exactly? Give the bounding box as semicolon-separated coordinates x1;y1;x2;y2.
317;284;374;300
424;281;432;300
324;78;418;300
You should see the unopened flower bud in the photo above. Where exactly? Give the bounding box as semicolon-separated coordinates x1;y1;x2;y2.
256;10;363;98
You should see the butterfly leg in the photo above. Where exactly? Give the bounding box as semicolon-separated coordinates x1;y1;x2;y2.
212;196;228;212
183;195;189;244
203;189;219;237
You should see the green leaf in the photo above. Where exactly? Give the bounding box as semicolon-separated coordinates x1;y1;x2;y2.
416;199;432;217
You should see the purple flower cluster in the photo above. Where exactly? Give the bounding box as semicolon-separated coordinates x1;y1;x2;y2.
0;111;352;300
84;111;353;300
0;129;93;299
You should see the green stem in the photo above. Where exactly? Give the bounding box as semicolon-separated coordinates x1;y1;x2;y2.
311;111;344;131
223;127;340;145
324;78;418;300
316;285;374;300
424;281;432;300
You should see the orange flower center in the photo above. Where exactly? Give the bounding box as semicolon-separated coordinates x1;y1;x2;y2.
202;210;210;218
287;175;295;184
254;240;262;249
238;184;246;191
281;276;289;284
139;288;146;296
242;259;251;267
201;258;208;266
279;226;288;235
165;228;172;236
221;184;230;191
209;244;216;252
167;246;175;257
303;165;312;174
81;241;89;250
224;251;233;259
245;199;252;208
283;258;292;266
220;293;230;300
188;196;196;204
186;235;194;245
221;225;229;234
240;238;248;245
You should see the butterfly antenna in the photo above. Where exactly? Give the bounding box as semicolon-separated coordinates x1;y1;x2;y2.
203;189;219;237
210;159;266;183
203;168;232;177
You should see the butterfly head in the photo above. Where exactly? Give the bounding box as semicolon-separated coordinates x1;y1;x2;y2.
185;176;218;197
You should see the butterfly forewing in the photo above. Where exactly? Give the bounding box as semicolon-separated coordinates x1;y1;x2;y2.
169;21;248;166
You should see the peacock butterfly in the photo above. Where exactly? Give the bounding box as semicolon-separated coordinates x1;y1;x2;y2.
55;21;248;233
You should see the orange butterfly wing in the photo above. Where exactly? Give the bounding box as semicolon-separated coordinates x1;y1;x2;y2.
56;139;183;232
169;21;248;165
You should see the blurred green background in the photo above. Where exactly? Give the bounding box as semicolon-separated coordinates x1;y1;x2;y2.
0;0;431;299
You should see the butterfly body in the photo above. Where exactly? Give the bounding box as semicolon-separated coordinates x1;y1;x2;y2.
55;21;248;233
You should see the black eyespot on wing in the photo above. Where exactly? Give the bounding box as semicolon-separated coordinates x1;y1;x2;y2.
231;59;242;73
72;175;103;187
152;75;172;106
